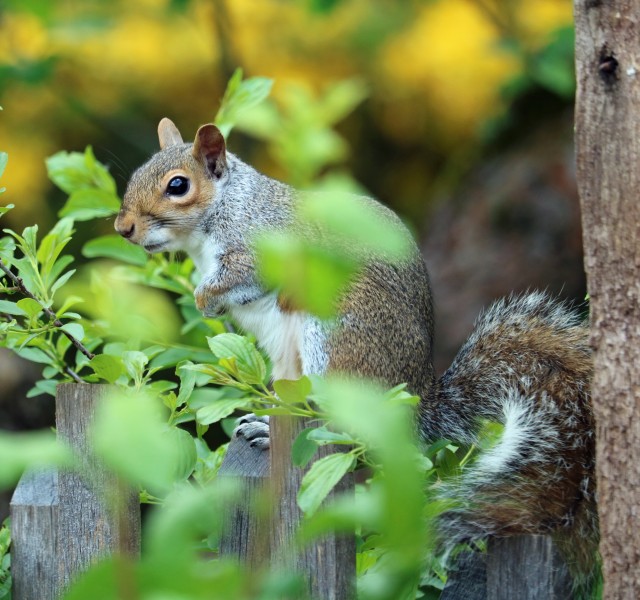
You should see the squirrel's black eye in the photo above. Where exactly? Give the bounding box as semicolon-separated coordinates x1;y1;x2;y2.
166;176;190;197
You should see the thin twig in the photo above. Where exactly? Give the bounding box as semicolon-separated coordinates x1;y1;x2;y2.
0;257;95;360
64;366;84;383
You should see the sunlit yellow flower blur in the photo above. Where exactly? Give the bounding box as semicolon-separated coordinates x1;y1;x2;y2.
0;0;573;225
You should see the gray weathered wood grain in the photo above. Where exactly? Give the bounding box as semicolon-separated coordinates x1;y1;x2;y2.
441;549;487;600
486;535;572;600
218;416;355;599
440;535;572;600
10;469;59;600
270;415;355;600
218;434;270;568
55;383;140;591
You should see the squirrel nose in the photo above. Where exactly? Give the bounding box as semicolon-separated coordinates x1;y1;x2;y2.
115;217;136;239
121;222;135;239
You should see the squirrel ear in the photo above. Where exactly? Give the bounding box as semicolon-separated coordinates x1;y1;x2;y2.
192;124;227;178
158;118;184;149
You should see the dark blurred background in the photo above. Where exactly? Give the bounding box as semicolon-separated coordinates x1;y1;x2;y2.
0;0;582;514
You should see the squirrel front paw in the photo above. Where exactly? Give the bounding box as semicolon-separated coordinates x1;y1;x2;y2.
194;283;225;317
233;414;270;450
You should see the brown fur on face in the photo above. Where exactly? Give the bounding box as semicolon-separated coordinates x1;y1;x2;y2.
114;119;225;251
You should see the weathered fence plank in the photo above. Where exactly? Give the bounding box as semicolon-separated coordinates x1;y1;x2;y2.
10;470;59;600
10;384;576;599
441;550;486;600
486;535;572;600
219;415;355;599
270;415;355;600
441;535;573;600
218;433;270;568
55;383;140;590
10;383;141;599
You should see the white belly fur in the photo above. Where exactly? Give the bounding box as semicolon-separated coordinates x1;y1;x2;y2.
229;294;306;380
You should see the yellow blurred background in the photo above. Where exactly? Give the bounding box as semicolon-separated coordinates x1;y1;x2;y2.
0;0;573;225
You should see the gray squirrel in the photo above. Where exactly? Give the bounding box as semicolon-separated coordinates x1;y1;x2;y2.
115;119;598;594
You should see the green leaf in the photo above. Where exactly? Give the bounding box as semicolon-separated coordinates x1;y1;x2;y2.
147;380;177;393
319;78;368;125
297;451;355;515
50;268;76;297
59;189;121;221
176;361;196;406
0;299;26;316
291;427;318;468
273;376;311;405
122;350;148;384
187;386;241;410
11;256;41;298
46;147;116;195
0;431;73;489
19;224;39;262
0;153;7;180
258;232;357;318
196;398;250;425
300;192;413;261
207;333;267;384
435;447;461;478
36;218;74;269
26;379;58;397
82;235;148;266
215;68;274;138
171;427;197;481
383;384;420;407
475;419;505;452
14;346;53;365
149;347;214;370
55;294;84;317
140;344;165;360
0;235;15;261
91;390;190;494
89;354;125;384
60;322;84;341
306;427;356;445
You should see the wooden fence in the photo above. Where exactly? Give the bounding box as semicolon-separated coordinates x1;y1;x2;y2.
10;384;573;599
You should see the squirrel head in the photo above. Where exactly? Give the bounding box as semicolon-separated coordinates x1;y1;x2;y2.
115;118;227;253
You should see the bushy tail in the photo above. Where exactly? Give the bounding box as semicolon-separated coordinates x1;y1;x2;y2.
419;292;599;596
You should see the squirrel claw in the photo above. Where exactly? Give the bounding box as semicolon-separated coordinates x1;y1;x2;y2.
233;414;270;450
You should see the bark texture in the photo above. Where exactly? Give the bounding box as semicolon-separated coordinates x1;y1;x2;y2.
574;2;640;597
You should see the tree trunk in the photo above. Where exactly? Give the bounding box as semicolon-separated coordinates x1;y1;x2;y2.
574;2;640;597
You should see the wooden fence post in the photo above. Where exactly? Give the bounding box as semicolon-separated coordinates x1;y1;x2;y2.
10;470;59;600
10;383;141;599
486;536;572;600
219;415;356;599
271;416;355;600
441;535;573;600
218;434;270;569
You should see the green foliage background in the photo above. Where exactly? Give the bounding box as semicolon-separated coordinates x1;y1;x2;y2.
0;1;578;597
0;68;510;600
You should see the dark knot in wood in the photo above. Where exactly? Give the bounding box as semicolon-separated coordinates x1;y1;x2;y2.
599;53;618;85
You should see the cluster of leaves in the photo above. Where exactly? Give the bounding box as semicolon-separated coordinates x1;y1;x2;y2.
0;70;500;599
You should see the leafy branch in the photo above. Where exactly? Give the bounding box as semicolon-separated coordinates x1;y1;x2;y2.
0;257;94;361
